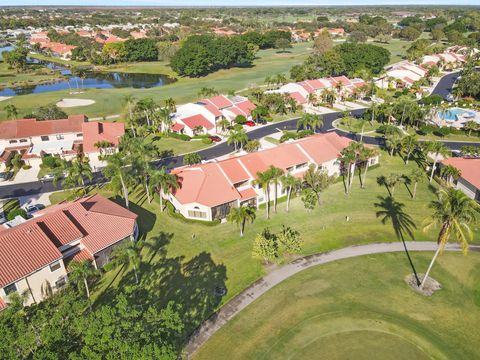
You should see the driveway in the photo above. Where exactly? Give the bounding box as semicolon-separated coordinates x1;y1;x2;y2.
184;241;480;358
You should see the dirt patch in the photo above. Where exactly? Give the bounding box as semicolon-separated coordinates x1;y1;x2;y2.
405;274;442;296
56;98;95;108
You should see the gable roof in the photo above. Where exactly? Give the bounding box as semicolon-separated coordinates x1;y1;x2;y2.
205;95;233;109
0;115;86;140
181;114;214;130
82;121;125;153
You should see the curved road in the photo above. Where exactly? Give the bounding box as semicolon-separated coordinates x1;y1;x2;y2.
184;241;480;358
0;72;477;200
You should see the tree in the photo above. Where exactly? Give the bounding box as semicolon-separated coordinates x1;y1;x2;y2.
296;113;323;132
303;165;333;205
274;38;292;53
407;168;425;200
251;105;269;123
464;121;479;137
384;173;403;197
3;104;18;120
69;260;96;300
149;167;179;212
197;86;218;98
349;30;367;43
400;135;418;164
123;95;137;136
440;165;461;184
339;147;356;194
431;28;445;41
280;174;301;212
183;152;202;166
10;153;23;172
62;158;93;195
227;206;256;237
110;241;141;284
267;166;284;213
359;146;378;189
102;152;132;208
301;188;317;211
278;225;302;254
244;139;261;153
385;133;403;157
3;46;28;72
424;141;450;183
7;208;27;221
313;30;333;55
254;170;273;219
252;228;279;263
421;189;479;289
227;129;249;151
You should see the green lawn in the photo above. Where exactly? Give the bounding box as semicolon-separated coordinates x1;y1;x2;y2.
194;251;480;360
371;38;412;64
335;117;382;134
149;134;212;156
47;151;477;346
0;43;312;119
0;61;62;88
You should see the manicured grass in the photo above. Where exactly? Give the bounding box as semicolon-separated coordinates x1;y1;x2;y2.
149;134;212;156
335;117;382;134
194;251;480;360
29;53;91;67
372;38;412;64
0;43;312;120
0;61;62;88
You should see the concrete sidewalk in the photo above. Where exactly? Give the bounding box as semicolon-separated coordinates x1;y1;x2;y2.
184;241;479;358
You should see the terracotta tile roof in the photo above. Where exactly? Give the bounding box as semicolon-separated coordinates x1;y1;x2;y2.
171;123;185;132
441;158;480;189
288;92;307;104
295;132;352;164
235;100;256;116
205;95;233;109
64;248;94;270
239;187;257;200
0;222;63;288
81;121;125;153
305;79;325;90
218;158;251;184
182;114;214;130
0;115;86;140
35;210;84;248
0;297;7;311
227;106;247;117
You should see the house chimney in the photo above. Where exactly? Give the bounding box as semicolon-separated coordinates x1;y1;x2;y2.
98;122;104;134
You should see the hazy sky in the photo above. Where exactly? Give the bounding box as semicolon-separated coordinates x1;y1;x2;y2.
2;0;479;6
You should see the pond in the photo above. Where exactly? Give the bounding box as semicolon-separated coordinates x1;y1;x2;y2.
0;46;175;96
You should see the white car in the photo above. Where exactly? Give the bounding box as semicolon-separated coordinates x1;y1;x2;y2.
40;174;55;182
24;204;45;216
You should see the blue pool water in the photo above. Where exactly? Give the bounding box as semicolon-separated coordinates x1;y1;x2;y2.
438;108;476;122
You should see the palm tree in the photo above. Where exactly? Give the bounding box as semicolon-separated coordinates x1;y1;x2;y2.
401;135;418;164
10;153;23;172
227;129;249;151
424;141;450;183
385;133;403;156
62;158;93;195
440;165;461;184
359;146;378;189
227;206;256;237
69;260;96;300
123;95;137;137
464;121;479;137
4;104;18;119
408;168;424;200
297;113;324;132
339;148;356;195
111;241;141;284
251;105;268;124
164;97;176;113
102;152;132;208
303;165;332;205
254;170;273;219
281;174;301;212
385;173;403;196
218;118;230;134
421;188;479;289
268;165;284;213
149;167;179;212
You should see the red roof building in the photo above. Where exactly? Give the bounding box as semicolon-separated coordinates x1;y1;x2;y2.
181;114;215;130
81;122;125;153
441;158;480;201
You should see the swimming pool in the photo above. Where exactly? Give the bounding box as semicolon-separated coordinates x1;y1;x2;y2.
438;108;476;122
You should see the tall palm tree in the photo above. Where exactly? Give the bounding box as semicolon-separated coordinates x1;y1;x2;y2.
227;206;256;237
339;148;356;195
268;165;284;213
359;146;378;189
164;97;176;113
440;165;461;184
421;188;479;289
424;141;450;183
102;152;132;208
281;174;301;212
401;135;418;164
69;260;96;300
385;173;403;196
123;95;137;137
111;241;141;284
128;137;159;203
303;165;332;205
254;170;273;219
62;158;93;195
464;121;479;137
149;167;179;212
227;129;249;151
385;133;403;156
408;168;424;200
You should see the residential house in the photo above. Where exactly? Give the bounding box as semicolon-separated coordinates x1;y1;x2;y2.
375;60;427;89
166;132;379;221
440;158;480;202
41;42;77;60
0;194;138;308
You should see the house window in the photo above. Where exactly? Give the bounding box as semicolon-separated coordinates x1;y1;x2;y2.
188;210;207;219
19;139;28;143
8;140;17;144
49;261;61;272
41;136;49;141
56;134;64;140
76;133;83;137
3;283;17;296
55;276;67;288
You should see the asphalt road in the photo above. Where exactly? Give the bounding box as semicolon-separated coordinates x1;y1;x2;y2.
0;72;477;200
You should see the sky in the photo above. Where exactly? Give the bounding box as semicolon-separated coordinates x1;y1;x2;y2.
2;0;479;6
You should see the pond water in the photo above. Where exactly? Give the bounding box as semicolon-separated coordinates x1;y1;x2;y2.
0;46;175;96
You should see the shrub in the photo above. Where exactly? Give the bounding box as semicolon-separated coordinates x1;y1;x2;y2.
201;137;213;145
297;130;314;139
22;165;31;170
42;155;62;168
434;127;451;137
7;208;27;221
234;115;247;125
418;125;435;135
168;132;191;141
279;131;298;143
165;201;220;226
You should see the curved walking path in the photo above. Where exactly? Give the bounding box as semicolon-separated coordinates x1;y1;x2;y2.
184;241;480;358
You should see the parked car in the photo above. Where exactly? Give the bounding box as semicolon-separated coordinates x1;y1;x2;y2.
209;135;222;143
40;174;55;182
24;204;45;216
245;121;256;127
446;94;454;102
0;212;6;225
0;172;13;182
451;150;462;157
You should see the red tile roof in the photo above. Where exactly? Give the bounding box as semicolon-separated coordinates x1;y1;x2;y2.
182;114;214;130
289;92;307;105
0;297;7;311
171;123;185;132
296;132;352;164
218;158;250;184
205;95;233;109
0;115;86;140
235;100;256;116
441;158;480;189
0;222;63;288
81;121;125;153
239;187;257;200
64;248;94;270
35;210;84;247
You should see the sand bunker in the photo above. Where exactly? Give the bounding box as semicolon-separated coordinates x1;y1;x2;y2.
0;96;12;102
56;98;95;108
